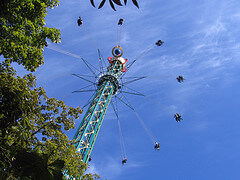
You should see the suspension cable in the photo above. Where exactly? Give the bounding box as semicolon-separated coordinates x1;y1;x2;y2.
80;25;99;51
116;94;157;144
122;94;156;143
98;49;104;73
116;98;127;158
82;92;95;109
133;111;156;144
120;43;156;78
122;84;175;114
117;21;122;46
47;44;100;77
78;20;107;74
143;94;175;114
111;99;127;158
78;21;109;74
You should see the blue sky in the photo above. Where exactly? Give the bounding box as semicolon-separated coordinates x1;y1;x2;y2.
14;0;240;179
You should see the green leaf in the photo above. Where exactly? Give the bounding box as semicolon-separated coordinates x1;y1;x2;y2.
49;159;65;170
90;0;96;7
109;0;117;11
132;0;139;8
112;0;122;6
98;0;106;9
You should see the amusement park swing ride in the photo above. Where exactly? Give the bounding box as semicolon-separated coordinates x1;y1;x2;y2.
47;18;183;166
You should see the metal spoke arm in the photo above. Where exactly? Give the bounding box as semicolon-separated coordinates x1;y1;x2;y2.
47;44;100;77
120;91;145;96
111;100;119;119
72;90;95;93
121;85;146;97
115;95;135;112
98;48;105;73
122;76;147;85
76;56;100;78
72;73;95;84
72;84;95;93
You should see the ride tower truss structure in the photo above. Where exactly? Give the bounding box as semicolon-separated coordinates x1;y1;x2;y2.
73;46;128;163
49;18;167;179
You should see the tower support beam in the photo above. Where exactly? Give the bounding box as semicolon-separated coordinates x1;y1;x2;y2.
73;55;126;163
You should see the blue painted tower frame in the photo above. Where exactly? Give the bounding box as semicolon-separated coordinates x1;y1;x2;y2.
73;51;126;163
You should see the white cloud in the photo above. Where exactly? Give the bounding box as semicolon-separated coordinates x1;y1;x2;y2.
86;163;100;175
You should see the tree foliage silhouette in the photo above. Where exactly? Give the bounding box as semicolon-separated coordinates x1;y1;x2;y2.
0;0;100;179
90;0;139;11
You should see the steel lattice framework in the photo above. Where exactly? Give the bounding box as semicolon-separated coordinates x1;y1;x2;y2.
73;49;127;163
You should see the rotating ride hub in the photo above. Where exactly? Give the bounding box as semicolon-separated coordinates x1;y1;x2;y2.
97;74;120;95
97;45;128;95
73;46;128;163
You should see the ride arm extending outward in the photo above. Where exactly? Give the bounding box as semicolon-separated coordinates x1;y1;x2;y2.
121;76;147;85
71;73;96;84
98;48;108;73
72;89;95;93
120;84;146;97
72;84;95;93
98;48;104;73
82;92;95;109
47;44;100;78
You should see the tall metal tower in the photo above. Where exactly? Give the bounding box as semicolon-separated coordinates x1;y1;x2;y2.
73;46;127;163
48;19;167;178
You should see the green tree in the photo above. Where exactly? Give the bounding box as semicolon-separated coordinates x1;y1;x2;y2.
90;0;139;11
12;147;65;180
0;0;100;179
0;0;61;72
0;65;99;179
